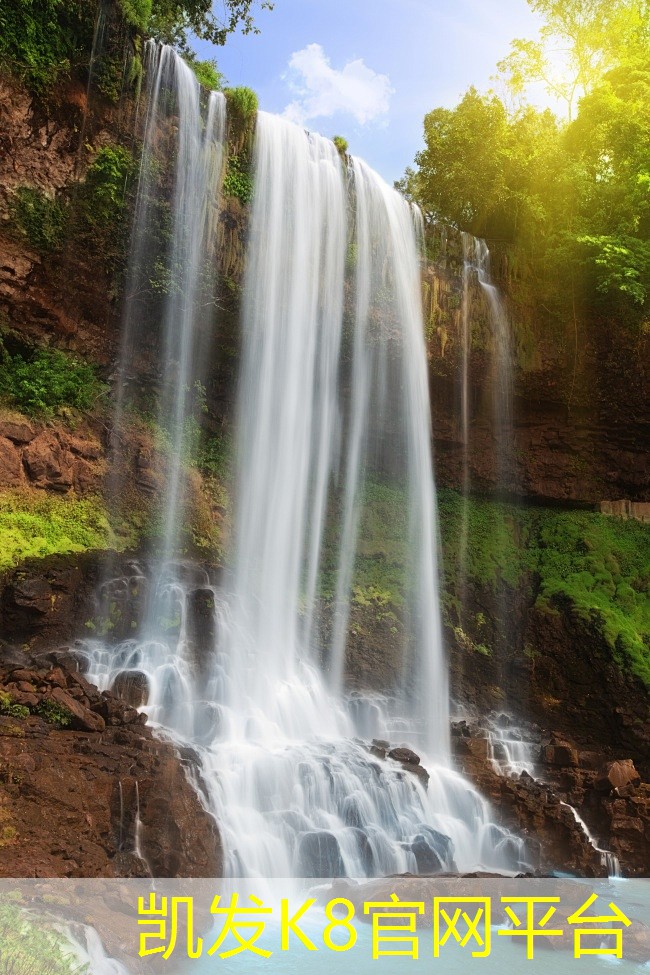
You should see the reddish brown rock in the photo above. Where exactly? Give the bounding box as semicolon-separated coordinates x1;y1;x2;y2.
0;417;35;444
67;436;101;460
72;455;100;492
23;432;74;491
0;657;222;878
0;435;24;486
595;760;641;794
542;738;580;768
50;686;106;732
111;670;149;708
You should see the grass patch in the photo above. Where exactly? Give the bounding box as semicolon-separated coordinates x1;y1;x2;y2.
437;489;650;686
0;897;87;974
0;491;115;570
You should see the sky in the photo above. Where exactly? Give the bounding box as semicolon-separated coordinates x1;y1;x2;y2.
192;0;544;184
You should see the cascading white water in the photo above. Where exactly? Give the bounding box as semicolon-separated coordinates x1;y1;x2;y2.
469;237;515;486
560;803;622;878
83;57;528;883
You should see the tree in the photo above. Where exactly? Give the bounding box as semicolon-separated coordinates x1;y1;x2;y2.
402;88;561;241
496;0;648;120
148;0;274;52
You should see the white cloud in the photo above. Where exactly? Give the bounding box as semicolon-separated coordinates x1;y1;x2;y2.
283;43;393;127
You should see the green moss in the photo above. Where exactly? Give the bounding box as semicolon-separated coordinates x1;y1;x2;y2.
320;479;408;608
0;491;114;570
437;489;650;686
11;188;68;252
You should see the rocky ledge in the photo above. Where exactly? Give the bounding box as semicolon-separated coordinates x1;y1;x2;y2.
0;652;222;877
452;722;650;877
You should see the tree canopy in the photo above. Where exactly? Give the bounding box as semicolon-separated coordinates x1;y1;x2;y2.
402;0;650;317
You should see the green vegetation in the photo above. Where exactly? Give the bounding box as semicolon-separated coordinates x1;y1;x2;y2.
223;155;253;203
321;480;408;611
0;491;113;570
36;699;72;727
437;489;650;686
225;86;259;123
0;346;105;418
0;691;30;720
322;479;649;685
149;0;273;52
332;135;349;156
1;0;271;93
400;0;650;328
0;898;87;975
12;189;68;253
185;56;225;91
0;0;96;91
81;145;136;228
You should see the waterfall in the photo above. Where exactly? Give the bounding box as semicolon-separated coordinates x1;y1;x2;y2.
83;52;528;882
470;237;515;490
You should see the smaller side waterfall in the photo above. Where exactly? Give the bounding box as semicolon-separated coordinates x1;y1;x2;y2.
560;803;622;878
470;237;515;489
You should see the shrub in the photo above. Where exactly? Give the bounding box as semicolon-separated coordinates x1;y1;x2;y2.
82;145;136;227
332;135;348;155
186;57;225;91
222;155;253;203
12;188;68;252
36;699;72;727
0;346;105;417
0;692;29;720
0;0;94;91
224;86;258;122
118;0;152;31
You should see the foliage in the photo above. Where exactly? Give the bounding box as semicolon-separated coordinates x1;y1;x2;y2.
0;346;105;417
225;85;258;122
185;56;225;90
222;155;253;203
0;491;114;570
437;489;650;686
403;0;650;329
495;0;648;121
119;0;153;31
148;0;274;53
0;692;29;720
332;135;349;155
0;899;87;975
12;188;68;253
1;0;271;92
81;145;136;227
36;698;72;726
0;0;95;91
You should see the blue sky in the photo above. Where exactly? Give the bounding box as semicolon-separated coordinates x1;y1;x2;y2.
193;0;543;184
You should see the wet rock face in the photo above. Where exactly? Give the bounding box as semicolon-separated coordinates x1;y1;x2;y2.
452;720;650;878
111;670;149;709
297;831;345;878
0;654;222;878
